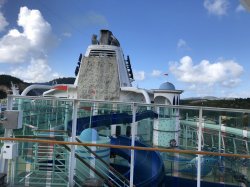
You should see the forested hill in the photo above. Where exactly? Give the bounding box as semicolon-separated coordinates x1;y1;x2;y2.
0;74;75;99
48;77;75;84
0;75;29;99
181;98;250;109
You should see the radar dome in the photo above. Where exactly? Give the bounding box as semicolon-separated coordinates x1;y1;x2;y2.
159;82;175;90
79;128;100;142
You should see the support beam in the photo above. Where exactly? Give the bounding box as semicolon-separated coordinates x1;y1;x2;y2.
68;100;78;187
197;107;202;187
130;103;137;187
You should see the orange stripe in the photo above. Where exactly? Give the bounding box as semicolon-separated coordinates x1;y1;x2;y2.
53;85;68;91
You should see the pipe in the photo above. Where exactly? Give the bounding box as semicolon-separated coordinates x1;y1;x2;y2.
121;87;151;104
181;120;250;138
21;85;52;96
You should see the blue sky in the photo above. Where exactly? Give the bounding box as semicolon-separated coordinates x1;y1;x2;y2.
0;0;250;98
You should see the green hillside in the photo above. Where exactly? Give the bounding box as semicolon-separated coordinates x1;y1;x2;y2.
181;98;250;109
0;74;75;99
0;75;29;99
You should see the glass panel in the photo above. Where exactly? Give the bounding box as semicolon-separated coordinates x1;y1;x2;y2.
179;108;199;150
72;101;133;186
14;142;69;186
2;96;250;187
8;97;73;186
201;108;250;186
13;98;73;138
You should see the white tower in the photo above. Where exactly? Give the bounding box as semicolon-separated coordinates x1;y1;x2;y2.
152;82;183;147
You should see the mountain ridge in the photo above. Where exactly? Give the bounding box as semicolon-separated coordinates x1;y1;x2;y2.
0;74;75;99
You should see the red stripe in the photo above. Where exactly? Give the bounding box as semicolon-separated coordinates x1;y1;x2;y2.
80;107;92;111
53;85;68;91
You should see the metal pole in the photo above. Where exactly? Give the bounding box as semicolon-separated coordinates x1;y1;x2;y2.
0;96;14;181
64;103;69;132
69;100;78;187
89;105;92;128
219;116;221;154
233;138;237;154
246;140;249;155
185;125;188;149
197;107;202;187
130;103;136;187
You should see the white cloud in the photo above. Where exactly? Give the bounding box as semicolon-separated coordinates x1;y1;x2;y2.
10;58;59;83
224;90;250;98
169;56;243;88
62;32;72;37
0;6;56;63
177;39;190;50
236;4;246;12
151;70;162;77
0;12;8;32
0;0;8;32
0;6;59;83
204;0;229;16
134;71;145;81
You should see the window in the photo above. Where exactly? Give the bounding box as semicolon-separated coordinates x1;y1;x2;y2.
126;126;131;137
116;126;121;136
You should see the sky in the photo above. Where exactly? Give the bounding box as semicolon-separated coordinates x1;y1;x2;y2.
0;0;250;98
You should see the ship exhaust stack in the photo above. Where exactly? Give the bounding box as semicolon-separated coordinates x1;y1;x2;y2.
99;30;112;45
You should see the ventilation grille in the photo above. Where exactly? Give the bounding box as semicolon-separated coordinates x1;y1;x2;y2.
89;50;116;57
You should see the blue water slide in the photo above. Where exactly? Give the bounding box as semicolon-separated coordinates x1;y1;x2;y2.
67;110;158;135
110;136;165;187
67;111;164;186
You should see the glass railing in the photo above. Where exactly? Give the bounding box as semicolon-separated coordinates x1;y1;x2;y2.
13;139;69;186
11;98;73;137
75;137;130;187
0;95;250;187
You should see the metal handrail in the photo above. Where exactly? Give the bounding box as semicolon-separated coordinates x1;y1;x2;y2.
1;137;250;158
76;137;132;187
8;95;250;113
34;129;68;133
60;143;116;187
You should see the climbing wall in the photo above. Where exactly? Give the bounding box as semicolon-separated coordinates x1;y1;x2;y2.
77;56;120;100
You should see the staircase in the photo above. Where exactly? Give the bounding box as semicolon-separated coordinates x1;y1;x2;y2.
15;143;69;187
13;130;131;187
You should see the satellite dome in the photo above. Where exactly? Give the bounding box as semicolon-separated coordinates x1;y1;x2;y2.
79;128;100;142
159;82;175;90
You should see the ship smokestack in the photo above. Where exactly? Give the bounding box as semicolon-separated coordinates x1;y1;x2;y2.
99;30;112;45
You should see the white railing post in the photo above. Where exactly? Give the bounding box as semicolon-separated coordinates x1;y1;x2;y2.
197;107;202;187
64;103;69;132
219;116;222;154
69;99;78;187
130;103;137;187
0;96;14;182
